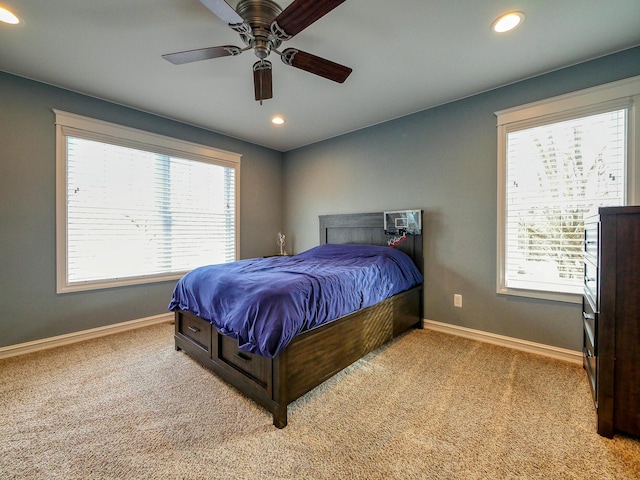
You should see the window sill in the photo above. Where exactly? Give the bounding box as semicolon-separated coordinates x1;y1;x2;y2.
497;286;582;304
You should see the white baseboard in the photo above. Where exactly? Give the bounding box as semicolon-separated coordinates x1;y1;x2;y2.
423;319;583;365
1;314;581;365
0;313;174;360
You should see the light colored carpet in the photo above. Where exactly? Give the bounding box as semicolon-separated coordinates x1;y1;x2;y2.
1;322;638;479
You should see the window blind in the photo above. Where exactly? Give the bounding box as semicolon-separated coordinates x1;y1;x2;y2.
55;110;240;293
504;108;626;294
66;136;236;285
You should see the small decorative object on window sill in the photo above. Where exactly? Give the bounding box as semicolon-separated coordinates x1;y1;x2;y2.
277;231;287;256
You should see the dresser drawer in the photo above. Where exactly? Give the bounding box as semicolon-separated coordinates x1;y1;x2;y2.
583;312;597;405
584;340;597;404
584;259;598;306
582;295;597;353
177;313;211;353
584;221;599;263
218;334;270;386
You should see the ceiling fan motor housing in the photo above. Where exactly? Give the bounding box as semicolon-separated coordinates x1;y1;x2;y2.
236;0;283;59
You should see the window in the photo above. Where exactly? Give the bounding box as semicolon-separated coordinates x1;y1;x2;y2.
496;76;640;303
55;111;241;293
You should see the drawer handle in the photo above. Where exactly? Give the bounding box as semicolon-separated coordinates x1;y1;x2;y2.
187;326;200;334
234;352;251;362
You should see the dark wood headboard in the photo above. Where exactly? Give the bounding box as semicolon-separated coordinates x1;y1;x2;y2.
319;212;424;274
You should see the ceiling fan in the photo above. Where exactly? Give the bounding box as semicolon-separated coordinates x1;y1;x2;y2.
163;0;353;103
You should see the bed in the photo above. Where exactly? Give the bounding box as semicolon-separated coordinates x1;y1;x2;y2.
170;211;424;427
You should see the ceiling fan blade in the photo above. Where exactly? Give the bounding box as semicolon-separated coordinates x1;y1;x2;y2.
162;46;244;65
281;48;352;83
198;0;244;25
272;0;347;39
253;61;273;102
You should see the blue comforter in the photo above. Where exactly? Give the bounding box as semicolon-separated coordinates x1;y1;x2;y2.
168;244;423;358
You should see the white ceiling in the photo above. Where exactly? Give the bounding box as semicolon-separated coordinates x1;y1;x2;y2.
1;0;640;152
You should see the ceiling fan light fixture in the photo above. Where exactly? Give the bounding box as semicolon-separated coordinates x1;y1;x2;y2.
492;11;524;33
0;6;21;24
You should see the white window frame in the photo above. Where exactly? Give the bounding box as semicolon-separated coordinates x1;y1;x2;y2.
55;110;241;293
496;76;640;303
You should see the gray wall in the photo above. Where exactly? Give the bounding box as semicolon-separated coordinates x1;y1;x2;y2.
0;72;283;347
283;47;640;351
2;47;639;352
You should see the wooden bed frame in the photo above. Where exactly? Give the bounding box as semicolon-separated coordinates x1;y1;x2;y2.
173;212;424;427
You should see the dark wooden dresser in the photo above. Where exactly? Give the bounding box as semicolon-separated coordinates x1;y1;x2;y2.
583;205;640;438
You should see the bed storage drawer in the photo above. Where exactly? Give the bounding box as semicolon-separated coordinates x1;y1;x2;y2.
177;312;211;353
218;334;270;386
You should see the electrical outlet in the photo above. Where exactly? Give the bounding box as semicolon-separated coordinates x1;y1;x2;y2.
454;294;462;308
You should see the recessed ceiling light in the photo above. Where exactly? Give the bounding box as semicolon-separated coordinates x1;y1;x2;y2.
271;116;285;125
492;11;524;33
0;6;20;25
